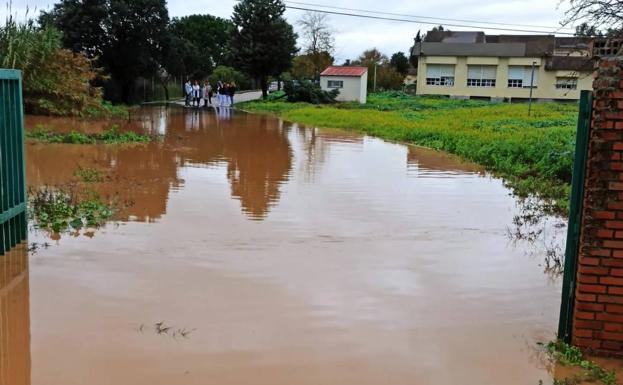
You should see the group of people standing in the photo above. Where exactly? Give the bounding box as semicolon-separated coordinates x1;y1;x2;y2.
184;80;237;108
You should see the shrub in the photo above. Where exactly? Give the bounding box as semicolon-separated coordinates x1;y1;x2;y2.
28;187;115;233
283;80;338;104
0;14;104;116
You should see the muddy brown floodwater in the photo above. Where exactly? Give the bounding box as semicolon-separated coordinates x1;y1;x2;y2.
0;105;619;384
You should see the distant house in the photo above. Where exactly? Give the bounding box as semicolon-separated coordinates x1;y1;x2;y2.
410;30;594;101
320;66;368;104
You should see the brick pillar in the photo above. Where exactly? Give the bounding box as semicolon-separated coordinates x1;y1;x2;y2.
572;56;623;356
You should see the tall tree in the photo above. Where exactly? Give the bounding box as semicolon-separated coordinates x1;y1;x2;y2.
574;22;602;36
390;52;409;76
40;0;170;104
1;16;103;115
230;0;298;98
561;0;623;32
169;14;233;76
39;0;108;59
355;48;387;66
354;48;404;91
298;11;334;79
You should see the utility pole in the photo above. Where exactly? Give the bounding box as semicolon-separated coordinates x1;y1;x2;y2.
528;61;536;116
374;63;377;93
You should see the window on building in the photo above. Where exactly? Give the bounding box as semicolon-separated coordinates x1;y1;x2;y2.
556;77;578;90
508;66;538;88
467;65;497;87
426;64;455;86
327;80;344;88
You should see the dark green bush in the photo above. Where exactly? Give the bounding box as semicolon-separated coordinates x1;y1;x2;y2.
283;80;339;104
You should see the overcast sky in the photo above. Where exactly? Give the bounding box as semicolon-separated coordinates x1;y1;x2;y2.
4;0;576;63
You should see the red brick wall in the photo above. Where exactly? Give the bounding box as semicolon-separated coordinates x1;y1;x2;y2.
572;57;623;356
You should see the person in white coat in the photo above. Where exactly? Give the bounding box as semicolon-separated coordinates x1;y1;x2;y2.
192;81;201;107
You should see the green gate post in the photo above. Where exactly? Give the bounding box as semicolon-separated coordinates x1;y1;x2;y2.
558;90;593;343
0;69;27;255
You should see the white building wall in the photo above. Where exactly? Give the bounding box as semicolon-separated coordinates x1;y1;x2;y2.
359;72;368;104
320;75;367;103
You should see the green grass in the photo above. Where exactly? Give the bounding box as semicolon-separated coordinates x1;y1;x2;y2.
543;340;617;385
84;100;131;119
28;187;115;233
27;124;151;144
241;92;579;215
73;167;104;183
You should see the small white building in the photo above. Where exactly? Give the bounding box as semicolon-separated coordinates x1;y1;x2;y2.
320;66;368;104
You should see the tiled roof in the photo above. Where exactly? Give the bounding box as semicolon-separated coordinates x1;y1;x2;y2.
320;66;368;77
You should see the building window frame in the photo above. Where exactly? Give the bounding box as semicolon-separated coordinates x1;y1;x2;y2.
425;64;455;87
466;65;497;88
508;65;538;89
508;79;523;88
555;77;578;90
327;80;344;88
426;76;455;86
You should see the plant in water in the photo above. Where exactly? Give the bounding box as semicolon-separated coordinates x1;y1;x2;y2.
74;167;104;183
28;187;115;234
542;340;618;385
27;125;151;144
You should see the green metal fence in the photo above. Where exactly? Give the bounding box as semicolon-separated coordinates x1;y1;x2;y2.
0;69;27;255
558;90;593;342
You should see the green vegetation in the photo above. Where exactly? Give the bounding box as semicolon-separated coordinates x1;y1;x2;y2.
29;187;115;233
0;11;134;117
241;92;578;214
27;125;151;144
283;80;339;104
84;101;130;119
74;167;105;183
543;340;617;385
208;65;251;89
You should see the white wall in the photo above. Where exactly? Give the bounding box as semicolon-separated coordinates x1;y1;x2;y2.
320;75;367;103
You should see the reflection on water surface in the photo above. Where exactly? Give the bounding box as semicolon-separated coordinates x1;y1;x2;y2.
10;106;602;385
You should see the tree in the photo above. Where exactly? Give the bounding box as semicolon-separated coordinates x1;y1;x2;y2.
169;14;233;76
572;21;620;38
415;30;422;42
354;48;387;91
376;66;404;91
156;32;185;101
390;52;409;76
353;48;404;91
230;0;298;98
1;16;103;116
40;0;171;104
356;48;387;66
39;0;108;60
298;11;334;79
209;66;251;89
574;22;602;36
292;52;333;79
561;0;623;32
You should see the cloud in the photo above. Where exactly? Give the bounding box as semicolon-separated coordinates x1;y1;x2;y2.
3;0;572;62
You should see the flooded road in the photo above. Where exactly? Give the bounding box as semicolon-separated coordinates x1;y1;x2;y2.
0;106;589;384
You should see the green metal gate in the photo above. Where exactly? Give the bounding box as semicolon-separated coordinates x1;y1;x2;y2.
558;90;593;343
0;69;27;255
